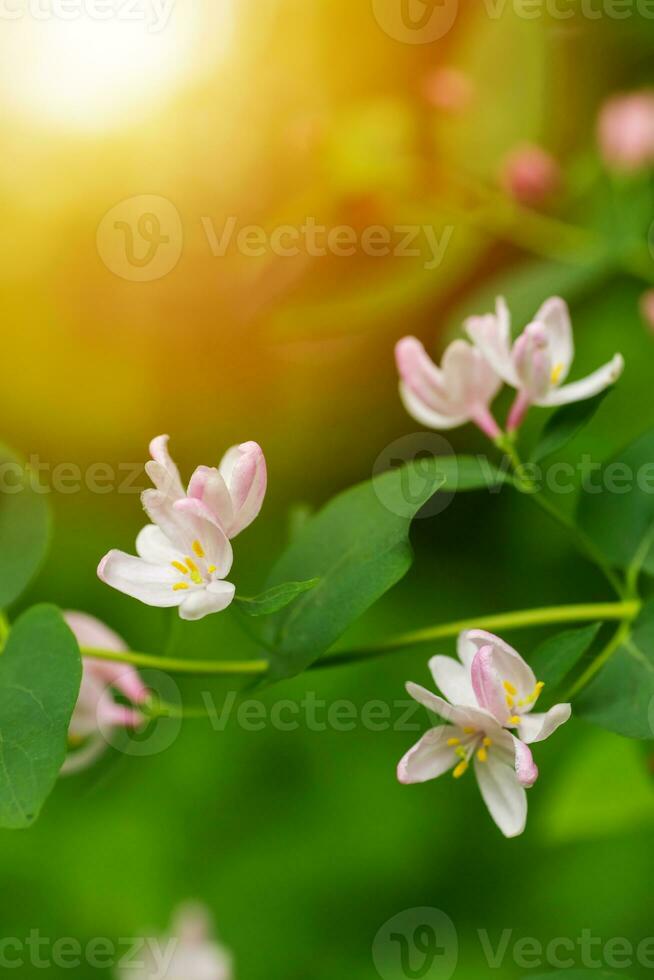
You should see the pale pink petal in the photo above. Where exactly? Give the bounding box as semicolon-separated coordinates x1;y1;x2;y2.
395;336;451;414
465;297;518;386
179;581;236;621
136;524;181;565
188;466;234;532
63;611;126;653
82;658;150;705
465;630;536;701
471;646;510;725
519;703;572;744
428;655;477;707
98;550;183;608
97;698;142;729
173;498;234;578
535;296;574;382
397;727;460;784
218;442;267;537
406;682;497;731
511;735;539;787
538;354;624;407
146;434;185;499
474;752;527;838
399;382;468;430
513;322;552;401
61;735;107;775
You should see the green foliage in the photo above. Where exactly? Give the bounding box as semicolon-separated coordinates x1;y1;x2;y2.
576;601;654;739
529;624;601;693
263;457;508;681
234;580;320;617
0;445;51;608
577;427;654;576
529;973;630;979
531;392;611;464
0;605;81;830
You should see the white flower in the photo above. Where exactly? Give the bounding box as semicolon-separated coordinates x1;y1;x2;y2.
398;630;571;838
395;337;502;437
466;297;624;431
116;903;232;980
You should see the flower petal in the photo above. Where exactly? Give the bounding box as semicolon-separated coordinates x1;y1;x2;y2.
511;735;539;787
465;630;536;704
145;434;185;499
518;703;571;744
98;550;183;607
538;354;624;406
136;524;181;565
535;297;574;381
428;655;477;707
61;735;107;775
470;645;511;725
63;611;126;653
397;727;459;784
395;337;451;413
441;340;502;411
179;581;236;621
219;442;267;537
406;682;497;730
465;297;518;386
188;466;234;532
173;498;234;578
474;752;528;838
399;382;468;430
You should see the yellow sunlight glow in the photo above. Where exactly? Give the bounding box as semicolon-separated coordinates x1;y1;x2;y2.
0;1;233;131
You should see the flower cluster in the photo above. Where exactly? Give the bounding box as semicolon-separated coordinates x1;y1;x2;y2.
396;296;624;438
99;436;266;621
398;630;571;837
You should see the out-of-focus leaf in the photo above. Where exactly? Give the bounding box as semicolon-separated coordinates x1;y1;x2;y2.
0;444;51;608
576;600;654;739
538;729;654;845
263;455;509;681
531;391;611;463
577;427;654;576
0;605;81;830
235;580;320;617
529;623;601;693
529;972;631;979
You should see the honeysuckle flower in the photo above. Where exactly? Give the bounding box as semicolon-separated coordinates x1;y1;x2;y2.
422;67;474;113
62;612;148;774
466;296;624;431
398;630;571;837
117;902;233;980
146;434;267;539
395;337;502;438
500;143;561;206
597;90;654;174
99;491;237;621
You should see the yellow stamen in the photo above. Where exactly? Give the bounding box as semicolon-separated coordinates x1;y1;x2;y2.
171;561;188;575
173;583;189;592
453;761;468;779
192;539;206;559
505;694;515;709
447;737;461;747
207;565;217;574
477;747;488;763
463;726;476;734
185;557;203;586
482;737;492;748
551;362;564;385
455;746;467;760
503;680;517;696
508;715;521;726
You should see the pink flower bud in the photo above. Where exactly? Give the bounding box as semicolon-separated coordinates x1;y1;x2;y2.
597;91;654;174
422;67;474;113
501;144;561;206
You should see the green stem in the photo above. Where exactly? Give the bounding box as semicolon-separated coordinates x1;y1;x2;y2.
79;600;640;676
0;611;9;650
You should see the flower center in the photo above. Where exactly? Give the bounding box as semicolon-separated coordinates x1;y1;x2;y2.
448;728;493;778
170;539;216;592
503;679;544;726
550;362;564;385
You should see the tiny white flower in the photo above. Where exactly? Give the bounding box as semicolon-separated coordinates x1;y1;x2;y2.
466;296;624;431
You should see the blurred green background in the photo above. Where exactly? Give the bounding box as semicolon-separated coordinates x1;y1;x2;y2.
1;0;654;976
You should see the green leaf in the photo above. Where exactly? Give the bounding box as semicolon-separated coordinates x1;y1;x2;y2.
0;444;51;608
576;600;654;739
235;580;320;617
0;605;81;829
263;457;508;682
528;973;630;979
531;390;611;464
528;624;601;693
577;427;654;576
